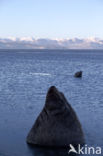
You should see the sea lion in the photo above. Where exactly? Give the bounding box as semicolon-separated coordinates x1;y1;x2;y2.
27;86;85;147
74;71;82;78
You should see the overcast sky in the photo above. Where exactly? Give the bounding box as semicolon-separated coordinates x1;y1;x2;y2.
0;0;103;39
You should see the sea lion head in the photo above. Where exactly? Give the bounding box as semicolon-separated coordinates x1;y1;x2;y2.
45;86;66;111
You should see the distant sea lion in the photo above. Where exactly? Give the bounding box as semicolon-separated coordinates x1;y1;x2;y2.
74;71;82;78
26;86;85;147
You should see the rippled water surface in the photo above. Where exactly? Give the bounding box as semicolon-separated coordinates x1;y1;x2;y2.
0;49;103;156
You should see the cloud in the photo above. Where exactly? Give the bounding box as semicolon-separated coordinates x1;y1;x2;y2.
0;37;103;49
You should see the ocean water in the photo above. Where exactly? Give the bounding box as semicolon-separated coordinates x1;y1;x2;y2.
0;49;103;156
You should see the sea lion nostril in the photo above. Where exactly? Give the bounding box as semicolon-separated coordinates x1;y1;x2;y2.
48;86;57;94
49;86;56;89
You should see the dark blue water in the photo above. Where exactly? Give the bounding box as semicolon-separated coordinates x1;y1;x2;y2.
0;49;103;156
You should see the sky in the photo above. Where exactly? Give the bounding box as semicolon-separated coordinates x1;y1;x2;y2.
0;0;103;49
0;0;103;39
